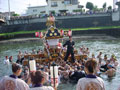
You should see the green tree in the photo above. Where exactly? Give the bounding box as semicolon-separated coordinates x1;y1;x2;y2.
108;6;112;10
12;13;20;16
86;2;94;10
103;2;106;9
93;5;98;11
50;11;56;15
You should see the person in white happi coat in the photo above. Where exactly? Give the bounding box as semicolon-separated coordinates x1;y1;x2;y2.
76;59;105;90
29;70;54;90
0;63;29;90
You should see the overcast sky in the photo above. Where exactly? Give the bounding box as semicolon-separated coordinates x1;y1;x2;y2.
0;0;114;14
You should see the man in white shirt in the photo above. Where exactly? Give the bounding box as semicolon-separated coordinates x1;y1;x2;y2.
4;56;10;65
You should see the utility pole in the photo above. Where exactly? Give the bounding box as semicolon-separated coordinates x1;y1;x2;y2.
0;0;1;10
28;0;31;7
8;0;11;20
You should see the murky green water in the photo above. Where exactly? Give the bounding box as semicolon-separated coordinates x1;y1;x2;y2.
0;39;120;90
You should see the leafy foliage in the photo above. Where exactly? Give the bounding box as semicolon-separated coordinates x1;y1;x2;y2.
103;2;107;9
108;6;112;10
86;2;94;10
93;5;98;11
12;13;20;16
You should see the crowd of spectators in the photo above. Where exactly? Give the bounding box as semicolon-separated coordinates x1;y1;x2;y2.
7;9;117;21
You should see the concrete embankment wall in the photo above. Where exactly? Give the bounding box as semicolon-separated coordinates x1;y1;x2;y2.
1;15;120;33
73;28;120;38
0;13;120;41
0;23;46;33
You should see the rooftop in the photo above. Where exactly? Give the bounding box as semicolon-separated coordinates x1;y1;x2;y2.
28;5;47;9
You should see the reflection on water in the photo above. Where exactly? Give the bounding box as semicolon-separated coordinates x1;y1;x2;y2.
0;39;120;90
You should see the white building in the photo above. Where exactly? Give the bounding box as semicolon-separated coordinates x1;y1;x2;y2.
26;0;80;15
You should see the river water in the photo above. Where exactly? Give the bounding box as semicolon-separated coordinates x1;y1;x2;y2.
0;38;120;90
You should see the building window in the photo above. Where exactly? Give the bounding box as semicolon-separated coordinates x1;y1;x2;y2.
64;0;70;5
71;0;78;5
51;2;58;7
33;9;37;12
